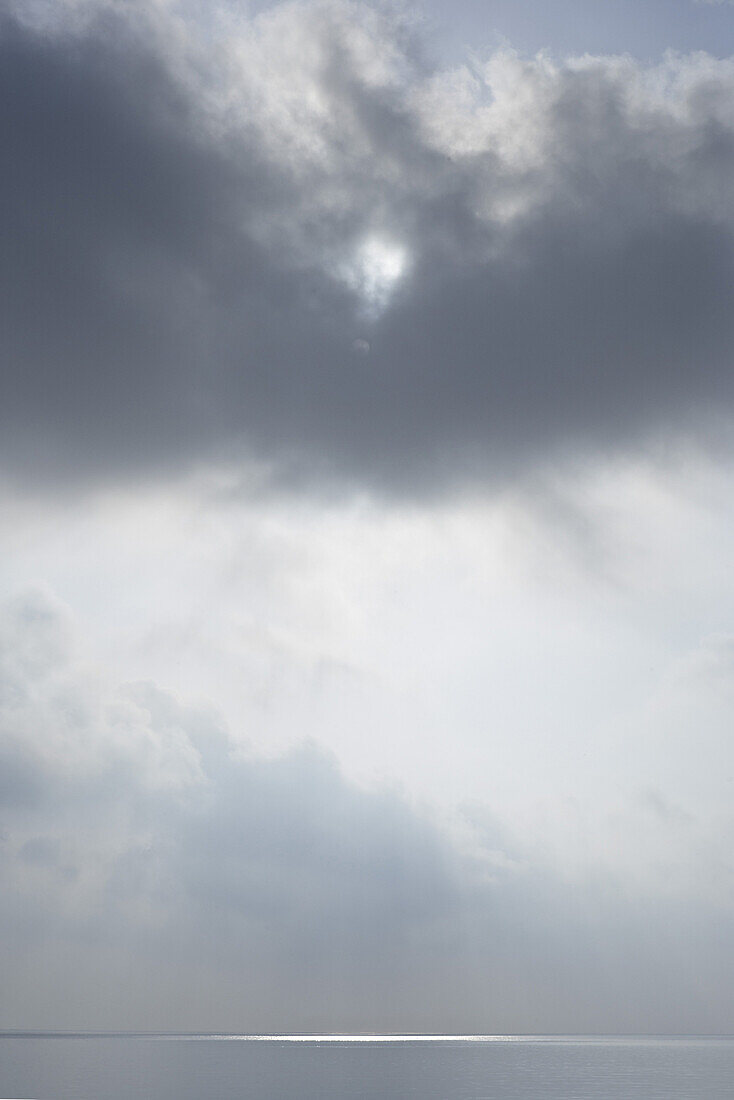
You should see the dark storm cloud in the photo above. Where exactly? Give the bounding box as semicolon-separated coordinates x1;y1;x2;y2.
1;589;733;1033
4;2;734;495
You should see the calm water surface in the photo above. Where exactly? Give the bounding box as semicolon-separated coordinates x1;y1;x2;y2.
1;1034;733;1099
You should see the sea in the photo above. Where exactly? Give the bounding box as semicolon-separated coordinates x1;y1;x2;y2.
1;1034;733;1099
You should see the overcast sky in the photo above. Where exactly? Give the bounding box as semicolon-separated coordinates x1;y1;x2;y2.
2;0;734;1034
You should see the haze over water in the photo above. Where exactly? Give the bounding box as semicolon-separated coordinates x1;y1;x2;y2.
2;1035;734;1100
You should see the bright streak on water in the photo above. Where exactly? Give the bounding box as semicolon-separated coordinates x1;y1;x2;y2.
2;1033;734;1099
152;1034;520;1042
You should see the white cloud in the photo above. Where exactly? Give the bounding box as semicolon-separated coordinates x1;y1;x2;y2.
2;585;734;1033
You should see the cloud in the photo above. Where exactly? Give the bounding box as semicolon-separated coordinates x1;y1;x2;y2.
0;589;472;1028
2;2;734;497
1;588;734;1033
5;1;734;1037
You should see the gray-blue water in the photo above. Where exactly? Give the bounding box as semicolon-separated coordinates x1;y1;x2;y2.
1;1034;733;1099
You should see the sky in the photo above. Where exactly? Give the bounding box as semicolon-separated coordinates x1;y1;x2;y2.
420;0;734;62
2;0;734;1034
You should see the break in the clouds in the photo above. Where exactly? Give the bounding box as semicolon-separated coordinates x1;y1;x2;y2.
3;0;734;494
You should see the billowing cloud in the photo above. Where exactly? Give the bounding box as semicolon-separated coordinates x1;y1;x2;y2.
1;589;734;1033
3;0;734;496
0;589;468;1028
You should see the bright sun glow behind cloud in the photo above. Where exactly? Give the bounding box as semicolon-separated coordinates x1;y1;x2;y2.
343;235;408;313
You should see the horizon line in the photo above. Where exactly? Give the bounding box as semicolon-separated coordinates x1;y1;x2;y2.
2;1032;734;1042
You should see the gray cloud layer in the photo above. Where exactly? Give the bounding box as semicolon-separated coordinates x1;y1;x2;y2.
1;589;733;1032
3;1;734;495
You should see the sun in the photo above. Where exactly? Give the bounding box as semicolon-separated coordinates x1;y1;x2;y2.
343;234;409;314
